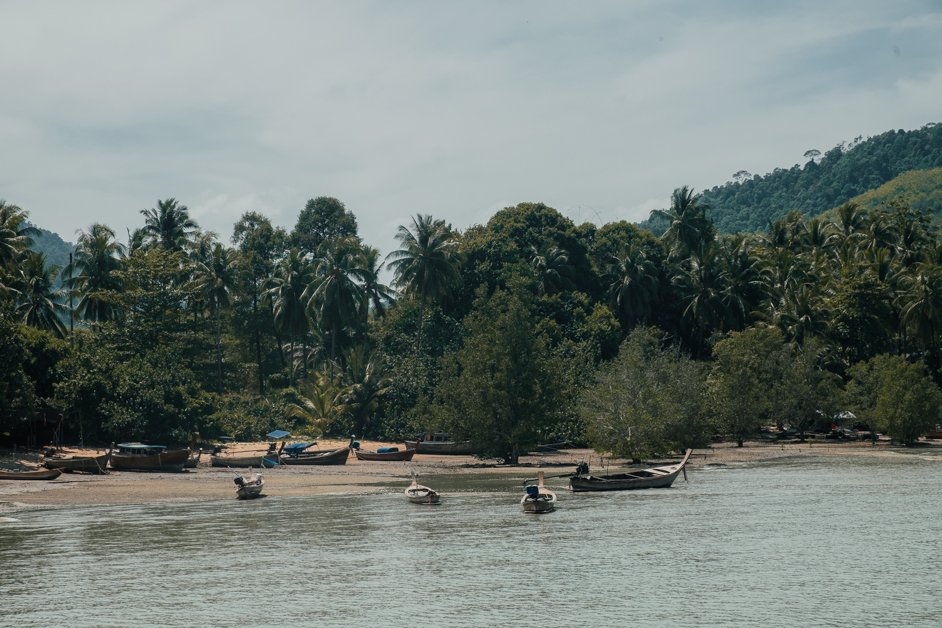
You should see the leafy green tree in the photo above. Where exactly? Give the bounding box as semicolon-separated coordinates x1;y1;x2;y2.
386;214;460;355
529;245;574;295
653;186;715;259
0;201;38;298
432;289;570;463
64;223;125;324
140;198;198;251
304;237;364;366
340;344;392;437
898;262;942;368
288;370;346;436
605;241;659;329
581;327;710;460
268;249;313;379
291;196;358;255
0;310;37;434
846;354;942;445
192;242;237;392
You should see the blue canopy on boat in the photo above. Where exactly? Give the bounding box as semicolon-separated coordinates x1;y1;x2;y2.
266;430;292;439
282;442;314;453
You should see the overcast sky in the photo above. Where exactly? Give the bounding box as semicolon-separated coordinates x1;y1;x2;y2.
3;1;941;255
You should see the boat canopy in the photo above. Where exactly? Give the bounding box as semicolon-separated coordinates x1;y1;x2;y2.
282;442;314;453
267;430;292;439
116;443;167;453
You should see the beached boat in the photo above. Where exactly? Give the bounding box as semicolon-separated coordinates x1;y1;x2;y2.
521;471;556;513
210;453;280;468
183;450;202;468
403;433;474;455
234;473;264;499
109;443;190;472
354;446;416;462
569;449;692;492
405;473;440;504
42;451;111;474
0;468;62;480
279;445;350;466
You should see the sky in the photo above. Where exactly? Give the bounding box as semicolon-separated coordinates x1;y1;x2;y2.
3;1;942;256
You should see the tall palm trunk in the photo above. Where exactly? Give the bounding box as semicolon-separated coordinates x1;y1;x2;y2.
214;308;223;393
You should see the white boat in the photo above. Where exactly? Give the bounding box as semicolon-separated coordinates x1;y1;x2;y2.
405;473;440;504
234;473;264;500
521;471;556;513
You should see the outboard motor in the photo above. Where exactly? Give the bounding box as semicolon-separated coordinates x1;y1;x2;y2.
525;485;540;497
575;462;590;476
234;476;246;487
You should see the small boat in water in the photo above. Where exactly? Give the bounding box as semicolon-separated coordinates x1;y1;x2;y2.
43;449;111;474
354;446;416;462
405;473;440;504
0;467;62;481
521;471;556;513
403;433;474;455
110;443;190;472
569;449;692;492
234;473;264;499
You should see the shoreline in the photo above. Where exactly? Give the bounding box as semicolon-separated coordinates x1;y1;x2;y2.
2;439;939;513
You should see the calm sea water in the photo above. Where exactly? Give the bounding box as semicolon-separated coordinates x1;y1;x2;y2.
2;453;941;627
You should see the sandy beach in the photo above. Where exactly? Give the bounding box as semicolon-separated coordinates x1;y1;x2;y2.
1;438;939;512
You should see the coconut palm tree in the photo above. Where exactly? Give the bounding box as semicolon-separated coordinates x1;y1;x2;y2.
64;223;126;323
267;249;312;381
140;198;198;251
606;242;658;328
355;245;395;319
652;186;715;259
0;201;38;297
16;251;67;337
288;369;346;436
898;262;942;363
386;214;460;355
529;245;574;296
341;344;392;437
304;238;364;368
193;242;237;392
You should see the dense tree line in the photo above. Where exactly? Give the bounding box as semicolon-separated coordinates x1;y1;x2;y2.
2;184;941;461
639;123;942;235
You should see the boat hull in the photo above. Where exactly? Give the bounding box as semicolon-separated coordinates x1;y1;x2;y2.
110;449;190;472
280;447;350;466
0;468;62;480
403;439;474;455
236;484;264;499
405;483;441;504
569;449;692;492
354;448;416;462
43;453;111;474
211;455;279;468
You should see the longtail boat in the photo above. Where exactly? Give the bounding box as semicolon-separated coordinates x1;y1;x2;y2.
234;473;264;499
403;433;474;455
521;471;556;513
405;472;440;504
43;450;111;474
109;443;190;472
569;449;692;492
0;468;62;480
354;446;415;462
279;446;350;466
210;453;280;468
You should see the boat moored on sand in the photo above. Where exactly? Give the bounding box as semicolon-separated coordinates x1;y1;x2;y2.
0;468;62;481
234;473;264;499
109;443;190;472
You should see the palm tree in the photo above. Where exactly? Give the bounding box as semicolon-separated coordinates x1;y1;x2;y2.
606;242;658;328
653;186;715;259
355;245;395;319
64;223;126;323
718;235;768;331
341;344;393;437
0;201;38;297
304;238;364;368
386;214;460;354
139;198;198;251
288;369;347;436
15;252;67;337
671;244;726;356
193;242;237;392
529;246;574;295
898;263;942;363
267;249;312;381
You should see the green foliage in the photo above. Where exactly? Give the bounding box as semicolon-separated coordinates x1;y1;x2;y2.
0;312;37;434
433;289;572;463
581;327;710;460
845;355;942;445
840;167;942;222
291;197;359;255
208;393;295;442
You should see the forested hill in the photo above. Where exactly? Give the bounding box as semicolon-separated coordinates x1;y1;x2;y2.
837;167;942;220
677;123;942;234
27;223;74;272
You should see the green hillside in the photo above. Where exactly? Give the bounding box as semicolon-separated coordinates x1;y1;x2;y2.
639;122;942;234
835;167;942;221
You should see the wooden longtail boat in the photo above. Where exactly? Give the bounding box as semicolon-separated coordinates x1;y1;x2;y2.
569;449;692;492
403;433;474;455
521;471;556;513
0;468;62;480
405;473;440;504
279;446;350;466
43;451;111;474
210;453;280;468
234;473;264;500
109;443;190;472
354;447;416;462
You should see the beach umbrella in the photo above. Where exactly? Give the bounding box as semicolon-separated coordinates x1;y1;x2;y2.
266;430;291;440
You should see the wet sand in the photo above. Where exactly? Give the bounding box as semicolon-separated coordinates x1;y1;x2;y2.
1;438;938;511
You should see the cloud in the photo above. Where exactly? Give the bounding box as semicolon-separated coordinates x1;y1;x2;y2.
1;1;940;257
